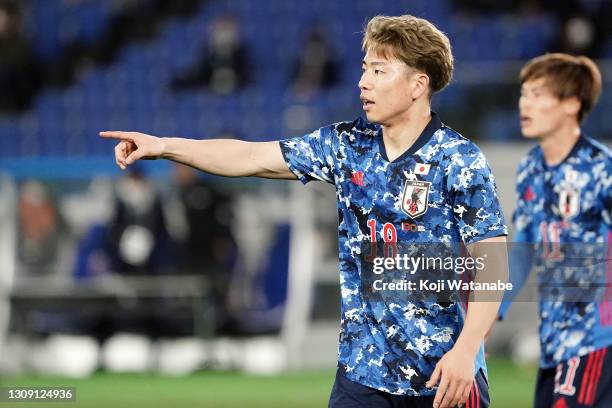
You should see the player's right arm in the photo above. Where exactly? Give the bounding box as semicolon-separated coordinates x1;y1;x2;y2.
99;131;297;180
498;158;535;320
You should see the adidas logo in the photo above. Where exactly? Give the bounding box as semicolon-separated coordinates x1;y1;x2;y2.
351;171;365;186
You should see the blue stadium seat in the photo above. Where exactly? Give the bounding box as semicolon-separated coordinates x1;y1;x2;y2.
0;120;22;157
28;0;113;62
2;0;609;162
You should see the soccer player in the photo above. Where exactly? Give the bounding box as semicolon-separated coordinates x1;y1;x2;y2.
499;53;612;407
101;15;508;408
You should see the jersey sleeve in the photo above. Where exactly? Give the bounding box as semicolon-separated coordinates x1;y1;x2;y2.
447;146;508;245
278;125;336;185
498;160;535;320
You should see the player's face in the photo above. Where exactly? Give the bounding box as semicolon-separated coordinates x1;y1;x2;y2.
359;51;421;125
519;78;575;139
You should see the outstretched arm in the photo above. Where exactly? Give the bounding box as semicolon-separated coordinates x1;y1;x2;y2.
99;131;297;179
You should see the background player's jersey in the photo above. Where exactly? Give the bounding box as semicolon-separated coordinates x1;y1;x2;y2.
502;136;612;368
279;113;507;395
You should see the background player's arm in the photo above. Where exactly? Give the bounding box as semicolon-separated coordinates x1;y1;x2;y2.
498;164;536;320
497;234;534;320
100;131;297;179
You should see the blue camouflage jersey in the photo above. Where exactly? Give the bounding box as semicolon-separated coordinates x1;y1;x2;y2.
500;136;612;368
279;113;507;395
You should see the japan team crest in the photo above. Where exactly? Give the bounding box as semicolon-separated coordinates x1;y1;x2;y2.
558;169;580;219
401;180;430;218
558;188;580;219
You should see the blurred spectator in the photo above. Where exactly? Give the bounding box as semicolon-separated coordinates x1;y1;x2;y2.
17;180;65;275
94;0;200;64
0;1;40;112
172;162;237;332
558;12;597;55
173;163;236;276
71;165;176;279
105;166;176;275
38;0;203;87
172;14;248;94
290;26;339;100
536;0;608;57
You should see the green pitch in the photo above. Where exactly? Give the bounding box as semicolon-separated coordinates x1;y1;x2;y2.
2;357;536;408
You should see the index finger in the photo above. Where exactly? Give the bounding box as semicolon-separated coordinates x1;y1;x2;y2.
99;131;136;141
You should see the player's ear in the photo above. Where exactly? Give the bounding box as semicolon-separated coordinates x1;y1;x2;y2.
410;72;430;101
563;96;581;117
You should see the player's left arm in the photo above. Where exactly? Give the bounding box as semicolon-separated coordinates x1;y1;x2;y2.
428;145;508;408
427;235;508;408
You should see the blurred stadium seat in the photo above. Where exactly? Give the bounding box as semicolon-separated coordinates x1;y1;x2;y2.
0;0;608;163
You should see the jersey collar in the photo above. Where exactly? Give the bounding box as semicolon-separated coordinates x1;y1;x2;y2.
378;111;443;163
540;134;589;170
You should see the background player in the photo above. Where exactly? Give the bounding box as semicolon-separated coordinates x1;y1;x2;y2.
499;53;612;407
102;15;508;408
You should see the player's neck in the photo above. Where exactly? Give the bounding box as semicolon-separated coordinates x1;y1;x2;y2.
539;121;581;166
381;103;431;162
